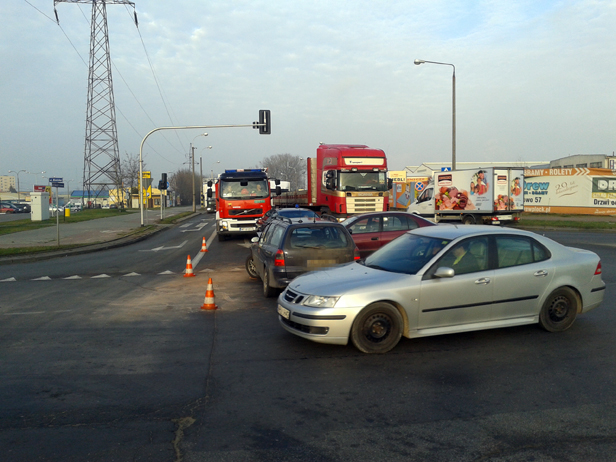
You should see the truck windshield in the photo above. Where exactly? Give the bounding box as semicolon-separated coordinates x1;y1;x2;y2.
220;180;269;199
339;171;388;192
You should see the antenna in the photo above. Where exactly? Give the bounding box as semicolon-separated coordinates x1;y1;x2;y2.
54;1;138;207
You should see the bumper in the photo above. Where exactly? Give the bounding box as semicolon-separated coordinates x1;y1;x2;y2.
582;283;606;313
277;291;362;345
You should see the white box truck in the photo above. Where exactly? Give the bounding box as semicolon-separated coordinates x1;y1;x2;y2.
408;168;524;225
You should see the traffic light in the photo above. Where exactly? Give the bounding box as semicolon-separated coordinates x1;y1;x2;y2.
158;173;167;190
258;109;271;135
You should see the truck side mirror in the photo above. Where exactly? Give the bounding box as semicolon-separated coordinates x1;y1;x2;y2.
387;178;393;190
207;180;212;187
207;189;212;198
275;186;281;196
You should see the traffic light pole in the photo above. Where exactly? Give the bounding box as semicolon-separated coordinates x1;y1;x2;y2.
138;115;270;227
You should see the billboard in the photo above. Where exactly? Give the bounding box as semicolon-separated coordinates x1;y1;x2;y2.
524;167;616;215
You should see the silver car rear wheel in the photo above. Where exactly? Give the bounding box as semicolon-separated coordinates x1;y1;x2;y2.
245;255;259;279
539;287;578;332
351;303;403;354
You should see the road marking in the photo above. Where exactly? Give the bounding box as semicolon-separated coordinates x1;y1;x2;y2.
181;223;208;233
32;276;51;281
1;277;16;282
4;311;45;315
122;272;141;277
140;240;188;252
159;270;175;275
64;275;82;280
91;274;111;278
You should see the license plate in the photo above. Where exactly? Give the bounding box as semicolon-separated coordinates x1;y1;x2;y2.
307;259;337;268
277;304;290;319
240;227;255;232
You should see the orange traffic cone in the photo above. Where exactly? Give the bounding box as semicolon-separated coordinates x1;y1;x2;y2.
184;255;196;277
201;278;218;310
200;237;208;252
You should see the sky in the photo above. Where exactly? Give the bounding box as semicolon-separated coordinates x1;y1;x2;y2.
1;0;615;191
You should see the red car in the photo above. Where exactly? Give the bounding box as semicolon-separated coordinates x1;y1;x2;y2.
1;202;17;213
342;211;435;258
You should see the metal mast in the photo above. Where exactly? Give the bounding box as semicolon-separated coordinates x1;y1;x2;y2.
54;1;137;206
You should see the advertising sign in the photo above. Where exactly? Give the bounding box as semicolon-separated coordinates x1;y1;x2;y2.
435;169;492;212
524;167;616;215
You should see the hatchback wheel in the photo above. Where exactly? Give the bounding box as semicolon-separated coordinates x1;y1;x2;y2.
539;287;578;332
263;269;276;298
351;303;403;354
245;255;259;279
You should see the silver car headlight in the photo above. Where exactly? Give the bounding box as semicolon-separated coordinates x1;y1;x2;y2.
303;295;340;308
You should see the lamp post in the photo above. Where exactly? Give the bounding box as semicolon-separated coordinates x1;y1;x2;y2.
189;133;208;212
414;59;456;171
200;146;213;208
25;171;45;197
8;170;27;200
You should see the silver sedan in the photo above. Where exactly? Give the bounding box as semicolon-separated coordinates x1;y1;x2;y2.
277;225;605;354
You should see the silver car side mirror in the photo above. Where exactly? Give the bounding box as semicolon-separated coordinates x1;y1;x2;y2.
434;267;455;278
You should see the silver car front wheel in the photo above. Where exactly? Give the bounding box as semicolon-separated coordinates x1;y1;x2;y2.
351;303;403;354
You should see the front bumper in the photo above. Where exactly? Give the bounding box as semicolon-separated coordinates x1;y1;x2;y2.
277;287;360;345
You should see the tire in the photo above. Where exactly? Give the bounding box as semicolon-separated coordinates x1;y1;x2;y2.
462;215;475;225
539;287;579;332
245;255;259;279
350;303;403;354
262;268;276;298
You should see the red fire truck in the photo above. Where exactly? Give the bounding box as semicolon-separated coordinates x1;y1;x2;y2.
214;169;276;241
272;144;390;219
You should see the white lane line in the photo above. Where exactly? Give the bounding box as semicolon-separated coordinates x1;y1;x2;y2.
4;311;45;315
91;274;111;278
122;272;141;277
159;270;175;275
1;277;16;282
64;275;82;280
32;276;52;281
185;228;217;273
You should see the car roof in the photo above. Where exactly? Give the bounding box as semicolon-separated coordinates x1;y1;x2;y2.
410;224;543;240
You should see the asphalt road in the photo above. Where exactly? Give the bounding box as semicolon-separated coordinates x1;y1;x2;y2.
1;220;615;461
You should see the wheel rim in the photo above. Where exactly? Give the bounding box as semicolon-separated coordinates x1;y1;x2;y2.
362;314;392;343
548;295;570;322
248;258;256;276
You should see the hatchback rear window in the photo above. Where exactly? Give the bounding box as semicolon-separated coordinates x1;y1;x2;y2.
288;226;349;249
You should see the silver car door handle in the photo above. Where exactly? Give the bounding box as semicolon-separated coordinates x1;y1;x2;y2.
475;278;490;284
534;270;548;277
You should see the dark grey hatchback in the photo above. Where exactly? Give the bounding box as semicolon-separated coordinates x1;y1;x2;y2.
246;217;360;297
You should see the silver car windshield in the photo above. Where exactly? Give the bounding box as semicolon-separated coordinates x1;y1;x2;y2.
363;234;451;275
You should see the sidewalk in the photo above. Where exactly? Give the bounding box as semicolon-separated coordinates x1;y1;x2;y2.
0;206;200;264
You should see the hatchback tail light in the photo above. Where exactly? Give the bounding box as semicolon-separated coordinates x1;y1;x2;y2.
595;261;602;275
274;249;285;267
354;246;361;260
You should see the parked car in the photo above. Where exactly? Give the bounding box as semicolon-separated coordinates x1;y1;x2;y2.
0;202;18;213
9;202;30;213
341;211;436;258
277;225;605;354
256;207;320;231
246;217;360;298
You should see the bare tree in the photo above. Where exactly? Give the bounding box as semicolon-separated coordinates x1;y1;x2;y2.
170;169;200;206
120;152;146;193
261;154;306;190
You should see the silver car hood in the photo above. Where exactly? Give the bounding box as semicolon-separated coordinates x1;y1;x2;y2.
288;262;409;296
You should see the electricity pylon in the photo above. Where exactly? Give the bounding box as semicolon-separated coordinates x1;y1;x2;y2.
54;1;137;206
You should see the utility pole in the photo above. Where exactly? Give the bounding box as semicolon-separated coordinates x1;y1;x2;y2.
54;1;138;206
191;146;196;212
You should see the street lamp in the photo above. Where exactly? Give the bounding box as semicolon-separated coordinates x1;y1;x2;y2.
190;133;208;212
8;170;27;200
211;160;220;179
414;59;456;171
199;146;213;208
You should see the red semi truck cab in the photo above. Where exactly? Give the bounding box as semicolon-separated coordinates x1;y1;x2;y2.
215;169;273;241
274;144;389;218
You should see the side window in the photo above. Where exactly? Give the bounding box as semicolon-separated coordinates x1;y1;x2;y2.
268;225;286;248
382;216;406;232
438;237;489;275
496;236;545;268
349;217;379;234
405;216;419;230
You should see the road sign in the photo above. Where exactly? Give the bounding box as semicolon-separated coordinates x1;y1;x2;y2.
49;177;63;182
440;167;451;172
415;182;425;192
51;182;64;188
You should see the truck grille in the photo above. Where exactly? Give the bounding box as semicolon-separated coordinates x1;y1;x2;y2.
346;197;384;213
228;208;262;216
